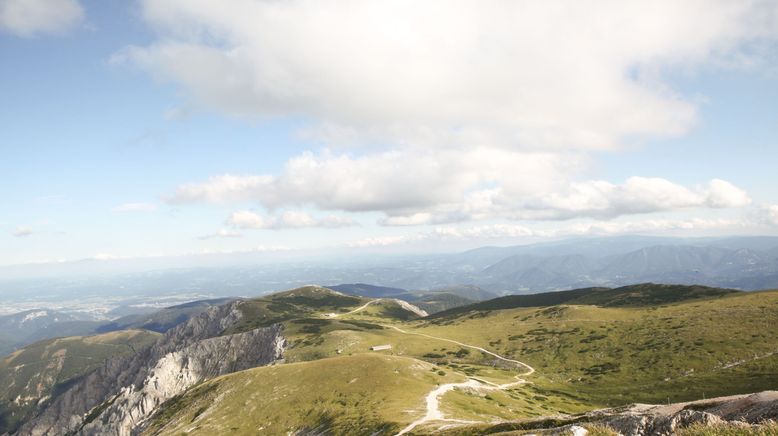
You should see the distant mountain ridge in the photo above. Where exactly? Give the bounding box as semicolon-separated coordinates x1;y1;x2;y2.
430;283;740;318
0;299;234;360
472;242;778;292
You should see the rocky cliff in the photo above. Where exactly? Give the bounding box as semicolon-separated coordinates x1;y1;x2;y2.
17;301;284;436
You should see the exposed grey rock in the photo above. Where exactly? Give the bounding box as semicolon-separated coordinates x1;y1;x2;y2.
491;391;778;436
17;301;284;436
587;391;778;436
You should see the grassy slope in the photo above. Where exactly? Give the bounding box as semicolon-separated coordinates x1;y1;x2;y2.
148;285;778;434
225;285;368;334
431;283;737;318
0;329;160;433
404;292;476;314
417;290;778;406
12;284;767;435
147;354;459;436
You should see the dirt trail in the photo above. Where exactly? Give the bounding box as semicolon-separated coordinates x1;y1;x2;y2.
330;298;428;318
387;325;535;435
385;325;535;375
329;298;536;435
333;300;381;317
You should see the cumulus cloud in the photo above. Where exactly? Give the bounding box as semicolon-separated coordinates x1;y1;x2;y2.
118;0;778;151
167;147;751;225
227;210;355;230
0;0;83;37
499;177;752;221
147;2;766;231
112;203;157;213
12;226;33;237
167;148;579;214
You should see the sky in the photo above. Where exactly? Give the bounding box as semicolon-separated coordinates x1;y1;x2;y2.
1;0;778;266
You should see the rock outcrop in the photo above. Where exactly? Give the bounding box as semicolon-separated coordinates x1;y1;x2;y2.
545;391;778;436
17;301;284;436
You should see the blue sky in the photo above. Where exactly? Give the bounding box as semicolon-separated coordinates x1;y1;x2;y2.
2;0;778;266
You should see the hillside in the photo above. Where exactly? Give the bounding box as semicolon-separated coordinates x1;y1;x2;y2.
120;285;778;435
403;292;476;314
145;354;456;435
95;297;236;333
330;283;485;313
431;283;737;318
17;302;285;435
6;284;778;435
0;310;102;357
0;330;160;434
329;283;409;298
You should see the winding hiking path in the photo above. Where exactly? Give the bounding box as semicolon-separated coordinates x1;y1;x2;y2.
384;325;535;375
331;298;429;318
335;299;381;317
385;325;535;435
330;297;536;435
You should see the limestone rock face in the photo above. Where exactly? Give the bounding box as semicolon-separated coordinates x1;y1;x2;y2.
18;301;284;436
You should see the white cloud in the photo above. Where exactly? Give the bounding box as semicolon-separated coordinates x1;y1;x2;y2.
147;2;765;230
120;0;778;151
198;228;242;240
168;149;751;225
502;177;752;221
227;210;355;230
112;202;158;213
0;0;83;37
168;148;581;214
12;226;33;237
704;179;752;208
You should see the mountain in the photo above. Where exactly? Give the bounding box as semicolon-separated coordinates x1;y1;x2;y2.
0;310;102;358
424;284;497;300
19;302;285;435
567;283;739;307
400;292;476;314
127;284;778;435
6;283;778;435
95;297;236;334
4;237;778;313
14;285;405;435
474;242;778;292
0;330;160;434
0;298;238;360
